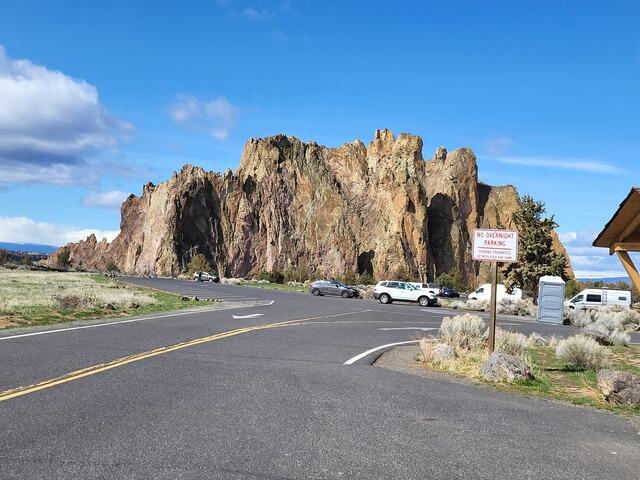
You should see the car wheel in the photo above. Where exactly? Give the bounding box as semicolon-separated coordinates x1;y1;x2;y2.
209;278;214;283
311;288;321;296
379;293;391;304
341;290;350;298
418;296;430;307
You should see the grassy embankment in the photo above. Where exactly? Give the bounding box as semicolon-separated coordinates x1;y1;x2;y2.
419;342;640;416
238;281;308;293
0;270;210;329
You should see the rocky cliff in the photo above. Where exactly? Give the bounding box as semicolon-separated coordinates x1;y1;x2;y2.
48;129;572;283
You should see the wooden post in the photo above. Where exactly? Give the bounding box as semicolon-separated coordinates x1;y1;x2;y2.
616;250;640;294
488;261;498;354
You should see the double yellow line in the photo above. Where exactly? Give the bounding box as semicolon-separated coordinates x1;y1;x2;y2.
0;318;304;402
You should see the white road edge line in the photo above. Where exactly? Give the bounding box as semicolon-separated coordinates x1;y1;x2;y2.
0;302;273;341
232;313;264;319
343;340;420;365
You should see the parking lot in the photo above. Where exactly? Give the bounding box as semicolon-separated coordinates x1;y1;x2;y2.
0;278;638;479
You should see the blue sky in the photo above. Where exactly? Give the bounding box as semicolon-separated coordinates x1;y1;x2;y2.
0;0;638;277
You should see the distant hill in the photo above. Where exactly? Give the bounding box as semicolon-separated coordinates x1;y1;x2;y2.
576;276;631;284
0;242;57;254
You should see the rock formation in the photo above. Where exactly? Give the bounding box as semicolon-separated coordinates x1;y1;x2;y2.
47;129;573;283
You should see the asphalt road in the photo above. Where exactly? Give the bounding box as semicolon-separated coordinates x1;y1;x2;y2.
0;278;638;479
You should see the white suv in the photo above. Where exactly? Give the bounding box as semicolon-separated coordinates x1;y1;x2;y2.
373;280;437;307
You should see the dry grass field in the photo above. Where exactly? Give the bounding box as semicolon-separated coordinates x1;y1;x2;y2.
0;269;203;329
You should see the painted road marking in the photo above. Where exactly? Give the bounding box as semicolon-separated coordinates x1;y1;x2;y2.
0;301;273;341
232;313;264;319
378;327;439;331
0;310;368;402
343;340;420;365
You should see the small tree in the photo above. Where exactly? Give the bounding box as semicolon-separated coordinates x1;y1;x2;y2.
106;260;119;273
57;246;72;269
187;253;213;274
435;271;468;291
0;249;8;265
503;195;568;298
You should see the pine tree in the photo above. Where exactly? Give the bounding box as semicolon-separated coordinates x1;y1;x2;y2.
187;253;213;274
503;195;568;298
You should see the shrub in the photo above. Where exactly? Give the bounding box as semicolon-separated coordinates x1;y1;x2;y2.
340;270;358;285
187;253;213;274
284;263;310;283
105;260;119;273
439;314;486;352
357;272;376;285
0;249;7;265
57;247;71;269
608;329;631;346
555;335;610;371
258;270;284;284
56;295;85;310
494;329;529;357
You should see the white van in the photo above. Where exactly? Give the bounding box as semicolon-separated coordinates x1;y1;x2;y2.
565;289;631;310
468;284;522;302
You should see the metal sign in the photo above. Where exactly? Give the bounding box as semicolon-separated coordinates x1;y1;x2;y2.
472;229;519;263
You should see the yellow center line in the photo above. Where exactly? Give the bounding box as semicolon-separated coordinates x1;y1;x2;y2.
0;318;308;403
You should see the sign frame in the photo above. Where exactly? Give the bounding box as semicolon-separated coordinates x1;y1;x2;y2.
472;228;519;264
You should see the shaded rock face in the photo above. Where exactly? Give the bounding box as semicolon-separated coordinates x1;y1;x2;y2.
48;130;572;282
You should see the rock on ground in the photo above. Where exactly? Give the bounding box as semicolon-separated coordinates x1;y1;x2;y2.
432;343;455;363
480;352;533;382
597;369;640;405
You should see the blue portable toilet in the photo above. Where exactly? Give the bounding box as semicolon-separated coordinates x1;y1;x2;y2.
536;276;565;324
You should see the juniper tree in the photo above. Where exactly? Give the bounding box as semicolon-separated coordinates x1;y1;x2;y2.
503;195;568;298
187;253;213;274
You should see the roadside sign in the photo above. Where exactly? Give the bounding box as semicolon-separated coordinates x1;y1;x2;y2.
472;229;519;263
472;228;519;353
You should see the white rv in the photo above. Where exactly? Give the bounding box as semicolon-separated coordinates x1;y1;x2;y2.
467;284;522;302
565;289;631;310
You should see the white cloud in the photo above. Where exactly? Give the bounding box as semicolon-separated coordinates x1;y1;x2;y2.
559;229;639;278
168;94;240;140
0;45;133;186
493;156;625;174
81;190;130;210
0;216;119;246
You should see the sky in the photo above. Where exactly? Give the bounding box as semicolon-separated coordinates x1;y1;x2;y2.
0;0;638;278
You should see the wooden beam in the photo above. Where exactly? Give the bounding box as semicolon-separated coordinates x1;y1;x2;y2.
609;242;640;255
617;210;640;243
616;250;640;293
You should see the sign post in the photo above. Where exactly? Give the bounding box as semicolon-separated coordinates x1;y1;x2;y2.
472;229;519;354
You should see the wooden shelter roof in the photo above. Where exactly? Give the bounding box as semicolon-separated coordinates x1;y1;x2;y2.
593;187;640;252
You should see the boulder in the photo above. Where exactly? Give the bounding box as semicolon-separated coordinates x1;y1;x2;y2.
597;369;640;405
481;352;533;382
432;343;455;363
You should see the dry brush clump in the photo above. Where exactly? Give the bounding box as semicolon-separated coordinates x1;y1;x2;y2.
498;298;537;317
567;306;635;346
494;329;530;357
555;335;611;371
439;314;486;352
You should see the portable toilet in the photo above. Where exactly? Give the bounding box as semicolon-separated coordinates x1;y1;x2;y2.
537;276;565;324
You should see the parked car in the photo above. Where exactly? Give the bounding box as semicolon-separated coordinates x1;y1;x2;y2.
438;287;460;298
467;283;522;302
310;279;358;298
409;282;440;296
193;271;220;283
373;280;437;307
564;289;631;310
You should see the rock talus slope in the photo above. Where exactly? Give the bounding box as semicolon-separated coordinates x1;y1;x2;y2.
48;130;572;283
